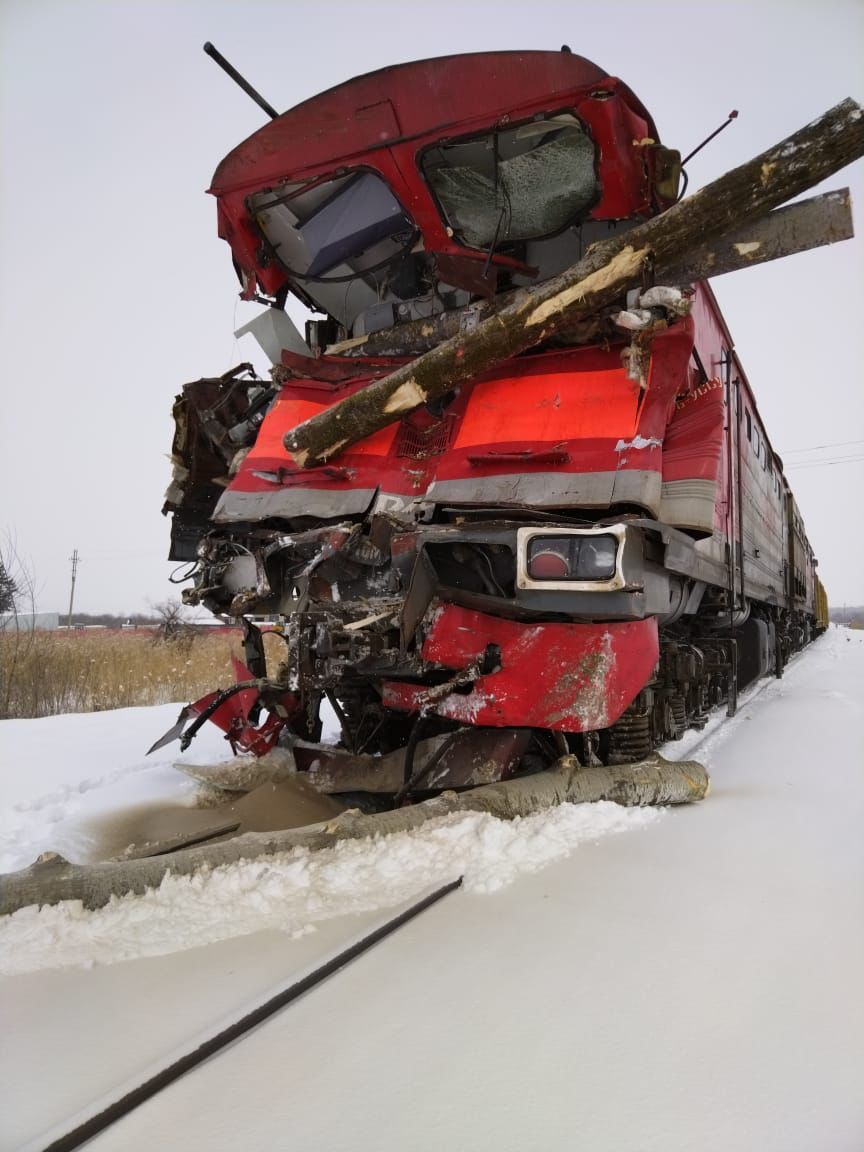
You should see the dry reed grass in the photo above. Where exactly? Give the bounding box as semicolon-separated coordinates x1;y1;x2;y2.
0;629;267;719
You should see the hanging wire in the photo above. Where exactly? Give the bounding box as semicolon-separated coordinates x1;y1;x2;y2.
780;437;864;455
785;455;864;470
169;562;199;584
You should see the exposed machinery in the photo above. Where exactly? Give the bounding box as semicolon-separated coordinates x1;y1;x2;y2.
159;49;832;801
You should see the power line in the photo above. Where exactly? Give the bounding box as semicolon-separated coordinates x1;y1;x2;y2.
785;455;864;470
781;437;864;455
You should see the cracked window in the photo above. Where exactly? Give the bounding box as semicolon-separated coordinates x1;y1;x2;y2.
422;114;599;249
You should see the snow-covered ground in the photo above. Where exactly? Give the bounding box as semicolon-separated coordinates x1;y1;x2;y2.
1;626;862;1151
0;703;235;872
0;702;659;973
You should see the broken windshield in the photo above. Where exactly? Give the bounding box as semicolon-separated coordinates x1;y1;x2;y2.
251;171;417;282
422;114;599;249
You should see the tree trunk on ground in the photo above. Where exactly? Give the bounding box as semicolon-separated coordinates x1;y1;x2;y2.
282;100;863;467
0;755;708;915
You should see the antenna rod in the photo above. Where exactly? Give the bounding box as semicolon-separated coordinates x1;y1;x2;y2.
203;42;279;120
682;110;739;166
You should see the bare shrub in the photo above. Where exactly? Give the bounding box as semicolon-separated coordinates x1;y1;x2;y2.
0;537;38;719
150;600;198;655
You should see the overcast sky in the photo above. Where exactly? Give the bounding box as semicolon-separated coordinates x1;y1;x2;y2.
1;0;862;613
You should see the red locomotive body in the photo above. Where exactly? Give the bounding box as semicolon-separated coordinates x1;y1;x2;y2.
164;51;827;782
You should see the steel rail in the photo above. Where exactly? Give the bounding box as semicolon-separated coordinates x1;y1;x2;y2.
40;877;463;1152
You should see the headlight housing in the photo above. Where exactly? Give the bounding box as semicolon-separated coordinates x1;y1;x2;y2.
516;525;627;591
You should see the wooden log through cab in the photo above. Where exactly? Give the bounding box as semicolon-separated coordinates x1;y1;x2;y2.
336;189;853;360
282;100;864;467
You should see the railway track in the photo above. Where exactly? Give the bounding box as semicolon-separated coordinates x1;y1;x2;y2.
38;878;463;1152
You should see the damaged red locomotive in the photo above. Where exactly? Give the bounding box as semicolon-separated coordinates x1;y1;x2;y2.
159;49;829;795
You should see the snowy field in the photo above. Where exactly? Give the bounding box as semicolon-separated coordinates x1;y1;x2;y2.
1;626;862;1151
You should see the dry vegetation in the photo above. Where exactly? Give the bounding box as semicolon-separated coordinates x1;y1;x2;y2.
0;628;262;719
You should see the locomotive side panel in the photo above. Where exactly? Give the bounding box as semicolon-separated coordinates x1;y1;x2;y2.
787;493;817;615
677;285;788;611
736;381;787;606
659;284;740;608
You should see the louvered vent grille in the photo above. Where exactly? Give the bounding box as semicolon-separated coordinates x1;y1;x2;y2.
394;415;455;459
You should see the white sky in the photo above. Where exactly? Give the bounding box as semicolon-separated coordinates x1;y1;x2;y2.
1;0;862;613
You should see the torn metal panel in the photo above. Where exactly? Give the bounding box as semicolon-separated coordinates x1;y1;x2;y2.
212;485;379;524
418;728;532;790
300;728;531;793
400;547;438;651
164;364;272;561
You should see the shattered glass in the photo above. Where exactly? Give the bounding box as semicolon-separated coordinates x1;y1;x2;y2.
424;118;599;248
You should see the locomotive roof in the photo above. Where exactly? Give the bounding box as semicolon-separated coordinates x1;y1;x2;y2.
210;50;660;194
209;50;669;311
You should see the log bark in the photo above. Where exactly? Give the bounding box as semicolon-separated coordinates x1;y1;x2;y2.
660;187;853;285
334;189;854;359
0;755;708;915
282;100;864;466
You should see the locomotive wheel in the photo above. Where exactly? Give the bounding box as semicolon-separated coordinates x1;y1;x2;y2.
669;695;688;739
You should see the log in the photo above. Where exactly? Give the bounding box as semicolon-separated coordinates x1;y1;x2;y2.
340;189;853;359
283;100;864;466
0;755;708;914
660;187;853;285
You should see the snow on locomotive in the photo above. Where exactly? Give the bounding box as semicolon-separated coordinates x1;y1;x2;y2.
162;50;829;789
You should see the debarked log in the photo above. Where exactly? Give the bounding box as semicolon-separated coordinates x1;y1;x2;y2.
0;755;708;915
283;100;864;467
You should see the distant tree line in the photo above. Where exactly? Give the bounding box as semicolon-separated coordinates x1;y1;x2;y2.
829;606;864;628
69;612;163;628
0;557;17;615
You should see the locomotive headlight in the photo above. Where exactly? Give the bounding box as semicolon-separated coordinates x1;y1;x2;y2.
517;525;627;590
526;540;572;580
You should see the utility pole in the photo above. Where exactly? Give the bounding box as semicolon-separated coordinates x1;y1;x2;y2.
67;549;80;629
